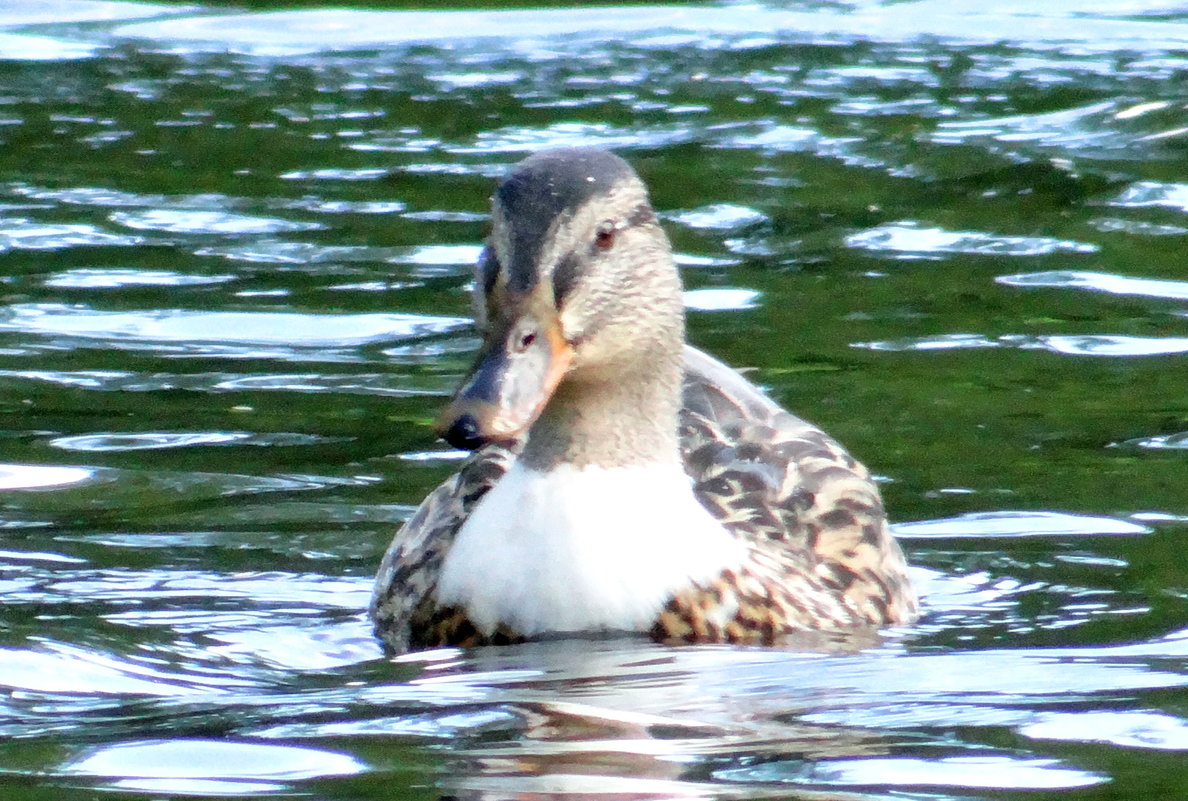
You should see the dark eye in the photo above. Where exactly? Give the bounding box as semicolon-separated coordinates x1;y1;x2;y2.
514;331;536;352
594;221;618;250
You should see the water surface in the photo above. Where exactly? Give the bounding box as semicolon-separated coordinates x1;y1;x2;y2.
0;1;1186;799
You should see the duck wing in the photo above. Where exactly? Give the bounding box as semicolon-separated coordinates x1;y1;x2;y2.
370;441;517;653
679;345;918;626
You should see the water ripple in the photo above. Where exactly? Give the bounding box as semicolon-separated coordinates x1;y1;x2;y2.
0;642;236;696
1022;710;1188;751
0;369;457;396
1089;217;1188;236
1111;180;1188;212
743;754;1106;791
0;463;95;490
893;511;1151;539
1025;334;1188;357
0;1;184;27
0;303;467;348
2;3;1186;799
856;333;1188;356
998;270;1188;300
0;217;141;250
1117;432;1188;451
44;268;237;289
49;431;340;453
669;203;768;231
445;121;698;155
61;739;366;793
110;209;324;235
0;32;98;61
931;100;1129;156
683;288;761;312
847;222;1098;257
108;4;1188;57
196;242;402;266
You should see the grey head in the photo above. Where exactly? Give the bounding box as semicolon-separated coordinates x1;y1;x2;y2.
437;147;687;458
491;148;642;294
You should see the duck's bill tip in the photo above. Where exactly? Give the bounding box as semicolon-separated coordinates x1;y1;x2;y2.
434;326;573;450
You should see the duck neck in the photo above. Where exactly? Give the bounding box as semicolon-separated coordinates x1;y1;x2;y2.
518;345;684;471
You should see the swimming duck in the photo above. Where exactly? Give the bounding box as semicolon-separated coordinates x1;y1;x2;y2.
371;148;917;653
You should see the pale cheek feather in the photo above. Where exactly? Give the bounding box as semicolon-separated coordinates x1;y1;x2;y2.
435;462;745;637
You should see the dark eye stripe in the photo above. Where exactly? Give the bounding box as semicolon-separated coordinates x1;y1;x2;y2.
553;202;656;307
626;202;656;228
552;251;580;306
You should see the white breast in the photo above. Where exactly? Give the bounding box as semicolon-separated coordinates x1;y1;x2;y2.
435;460;746;637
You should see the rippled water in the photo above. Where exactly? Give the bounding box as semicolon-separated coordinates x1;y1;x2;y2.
1;1;1186;799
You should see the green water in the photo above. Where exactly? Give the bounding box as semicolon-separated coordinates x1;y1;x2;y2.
0;1;1185;799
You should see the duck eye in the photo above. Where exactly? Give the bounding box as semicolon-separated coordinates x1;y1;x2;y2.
594;221;618;250
515;331;537;352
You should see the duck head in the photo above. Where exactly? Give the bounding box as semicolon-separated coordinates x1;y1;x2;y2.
436;148;683;451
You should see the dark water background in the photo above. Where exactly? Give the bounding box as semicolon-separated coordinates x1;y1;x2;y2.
1;1;1186;799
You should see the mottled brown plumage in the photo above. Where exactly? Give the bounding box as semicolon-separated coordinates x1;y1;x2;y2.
372;344;917;653
370;148;917;654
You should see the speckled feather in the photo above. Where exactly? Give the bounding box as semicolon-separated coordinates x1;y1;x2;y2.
370;345;917;653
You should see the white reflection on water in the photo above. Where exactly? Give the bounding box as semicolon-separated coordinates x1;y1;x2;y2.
669;203;769;231
682;288;761;311
931;100;1123;153
1117;432;1188;450
49;431;338;452
0;218;142;250
196;241;404;265
0;463;94;490
0;642;235;695
1111;180;1188;212
0;368;455;396
1089;217;1188;236
108;3;1188;57
4;560;1185;798
1027;334;1188;356
385;243;482;265
62;738;365;793
893;510;1151;539
1022;710;1188;751
787;755;1104;790
378;638;1182;797
855;333;1188;356
44;269;237;289
0;32;98;61
855;333;1001;351
279;167;390;181
998;270;1188;300
0;1;182;28
110;209;324;235
446;120;698;155
0;303;467;347
846;221;1097;257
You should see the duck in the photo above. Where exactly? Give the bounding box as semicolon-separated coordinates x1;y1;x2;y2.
371;147;918;654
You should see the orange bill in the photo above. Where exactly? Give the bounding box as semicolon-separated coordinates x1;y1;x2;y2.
435;310;573;450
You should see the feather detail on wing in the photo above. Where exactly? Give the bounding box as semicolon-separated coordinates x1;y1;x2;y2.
665;346;918;642
370;442;518;653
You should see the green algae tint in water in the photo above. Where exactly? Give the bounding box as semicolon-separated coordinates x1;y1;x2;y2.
0;1;1186;800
